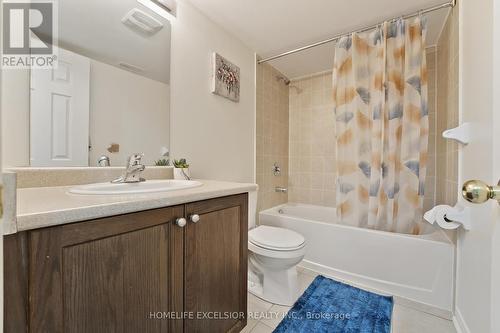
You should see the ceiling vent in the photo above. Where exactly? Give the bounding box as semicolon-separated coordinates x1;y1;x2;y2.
122;8;164;35
118;62;145;74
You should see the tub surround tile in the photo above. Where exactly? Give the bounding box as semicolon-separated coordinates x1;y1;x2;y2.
258;50;441;212
256;63;289;213
13;179;257;233
423;48;438;213
289;71;337;207
434;5;459;243
435;7;459;210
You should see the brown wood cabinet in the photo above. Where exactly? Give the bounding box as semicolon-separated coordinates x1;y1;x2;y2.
4;193;248;333
185;195;248;333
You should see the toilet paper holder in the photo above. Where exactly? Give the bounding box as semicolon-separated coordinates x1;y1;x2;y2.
444;206;471;230
424;204;471;231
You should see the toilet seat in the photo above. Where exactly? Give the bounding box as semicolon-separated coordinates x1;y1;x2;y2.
249;226;305;252
249;240;306;259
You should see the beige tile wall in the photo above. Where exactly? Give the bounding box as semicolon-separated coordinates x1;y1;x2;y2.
288;72;336;206
256;63;290;212
256;18;456;214
436;8;460;207
288;62;437;210
424;47;438;213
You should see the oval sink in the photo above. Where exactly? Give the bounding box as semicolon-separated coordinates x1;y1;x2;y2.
69;179;203;195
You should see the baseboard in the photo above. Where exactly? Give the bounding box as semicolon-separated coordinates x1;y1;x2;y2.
453;307;470;333
298;262;453;320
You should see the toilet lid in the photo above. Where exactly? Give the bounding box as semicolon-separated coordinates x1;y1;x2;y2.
249;226;305;251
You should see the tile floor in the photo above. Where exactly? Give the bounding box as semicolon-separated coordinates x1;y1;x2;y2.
243;270;457;333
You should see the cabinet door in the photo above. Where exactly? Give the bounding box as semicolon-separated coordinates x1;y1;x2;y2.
29;206;185;333
185;194;248;333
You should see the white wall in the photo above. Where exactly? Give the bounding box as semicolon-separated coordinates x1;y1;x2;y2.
1;58;170;168
89;60;170;166
1;69;30;168
2;1;257;178
170;0;256;183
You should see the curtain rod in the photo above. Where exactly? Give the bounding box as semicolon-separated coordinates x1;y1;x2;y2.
257;0;456;64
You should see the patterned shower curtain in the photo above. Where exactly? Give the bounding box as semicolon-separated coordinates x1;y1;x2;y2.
332;18;428;234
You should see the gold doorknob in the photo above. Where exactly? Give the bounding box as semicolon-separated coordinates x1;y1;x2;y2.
462;180;500;204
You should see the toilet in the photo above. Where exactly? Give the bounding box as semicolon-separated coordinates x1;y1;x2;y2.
248;225;306;306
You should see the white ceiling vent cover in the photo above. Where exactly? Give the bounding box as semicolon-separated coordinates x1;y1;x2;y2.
118;62;145;74
122;8;164;35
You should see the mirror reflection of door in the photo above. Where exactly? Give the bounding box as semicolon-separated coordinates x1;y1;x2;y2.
2;0;171;168
30;47;90;167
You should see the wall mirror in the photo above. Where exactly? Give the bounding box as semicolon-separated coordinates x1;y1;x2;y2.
1;0;172;167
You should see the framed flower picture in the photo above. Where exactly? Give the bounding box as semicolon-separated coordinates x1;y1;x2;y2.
211;52;240;102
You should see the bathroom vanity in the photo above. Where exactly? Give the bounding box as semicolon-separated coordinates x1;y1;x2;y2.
4;177;256;333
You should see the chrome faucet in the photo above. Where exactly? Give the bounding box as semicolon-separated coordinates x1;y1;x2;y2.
97;155;110;167
112;153;146;183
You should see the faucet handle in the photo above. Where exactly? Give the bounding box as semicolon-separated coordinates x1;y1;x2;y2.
111;153;146;183
128;153;144;166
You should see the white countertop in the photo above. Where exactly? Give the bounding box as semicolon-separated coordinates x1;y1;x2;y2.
15;179;258;232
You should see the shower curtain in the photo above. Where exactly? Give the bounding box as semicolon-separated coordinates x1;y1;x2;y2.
332;18;428;234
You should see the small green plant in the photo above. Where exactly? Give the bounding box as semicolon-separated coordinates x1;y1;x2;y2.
154;159;170;166
173;158;189;168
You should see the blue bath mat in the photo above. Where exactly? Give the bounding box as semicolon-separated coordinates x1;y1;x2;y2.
274;275;393;333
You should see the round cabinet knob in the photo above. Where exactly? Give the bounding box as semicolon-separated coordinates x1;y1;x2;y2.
190;214;200;223
175;217;187;227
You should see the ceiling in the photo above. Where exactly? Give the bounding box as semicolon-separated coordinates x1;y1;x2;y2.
58;0;171;83
188;0;450;79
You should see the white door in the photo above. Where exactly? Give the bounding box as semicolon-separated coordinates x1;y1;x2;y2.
30;47;90;166
491;1;500;332
455;0;500;332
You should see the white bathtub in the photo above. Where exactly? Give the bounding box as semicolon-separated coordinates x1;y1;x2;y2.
259;203;454;315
